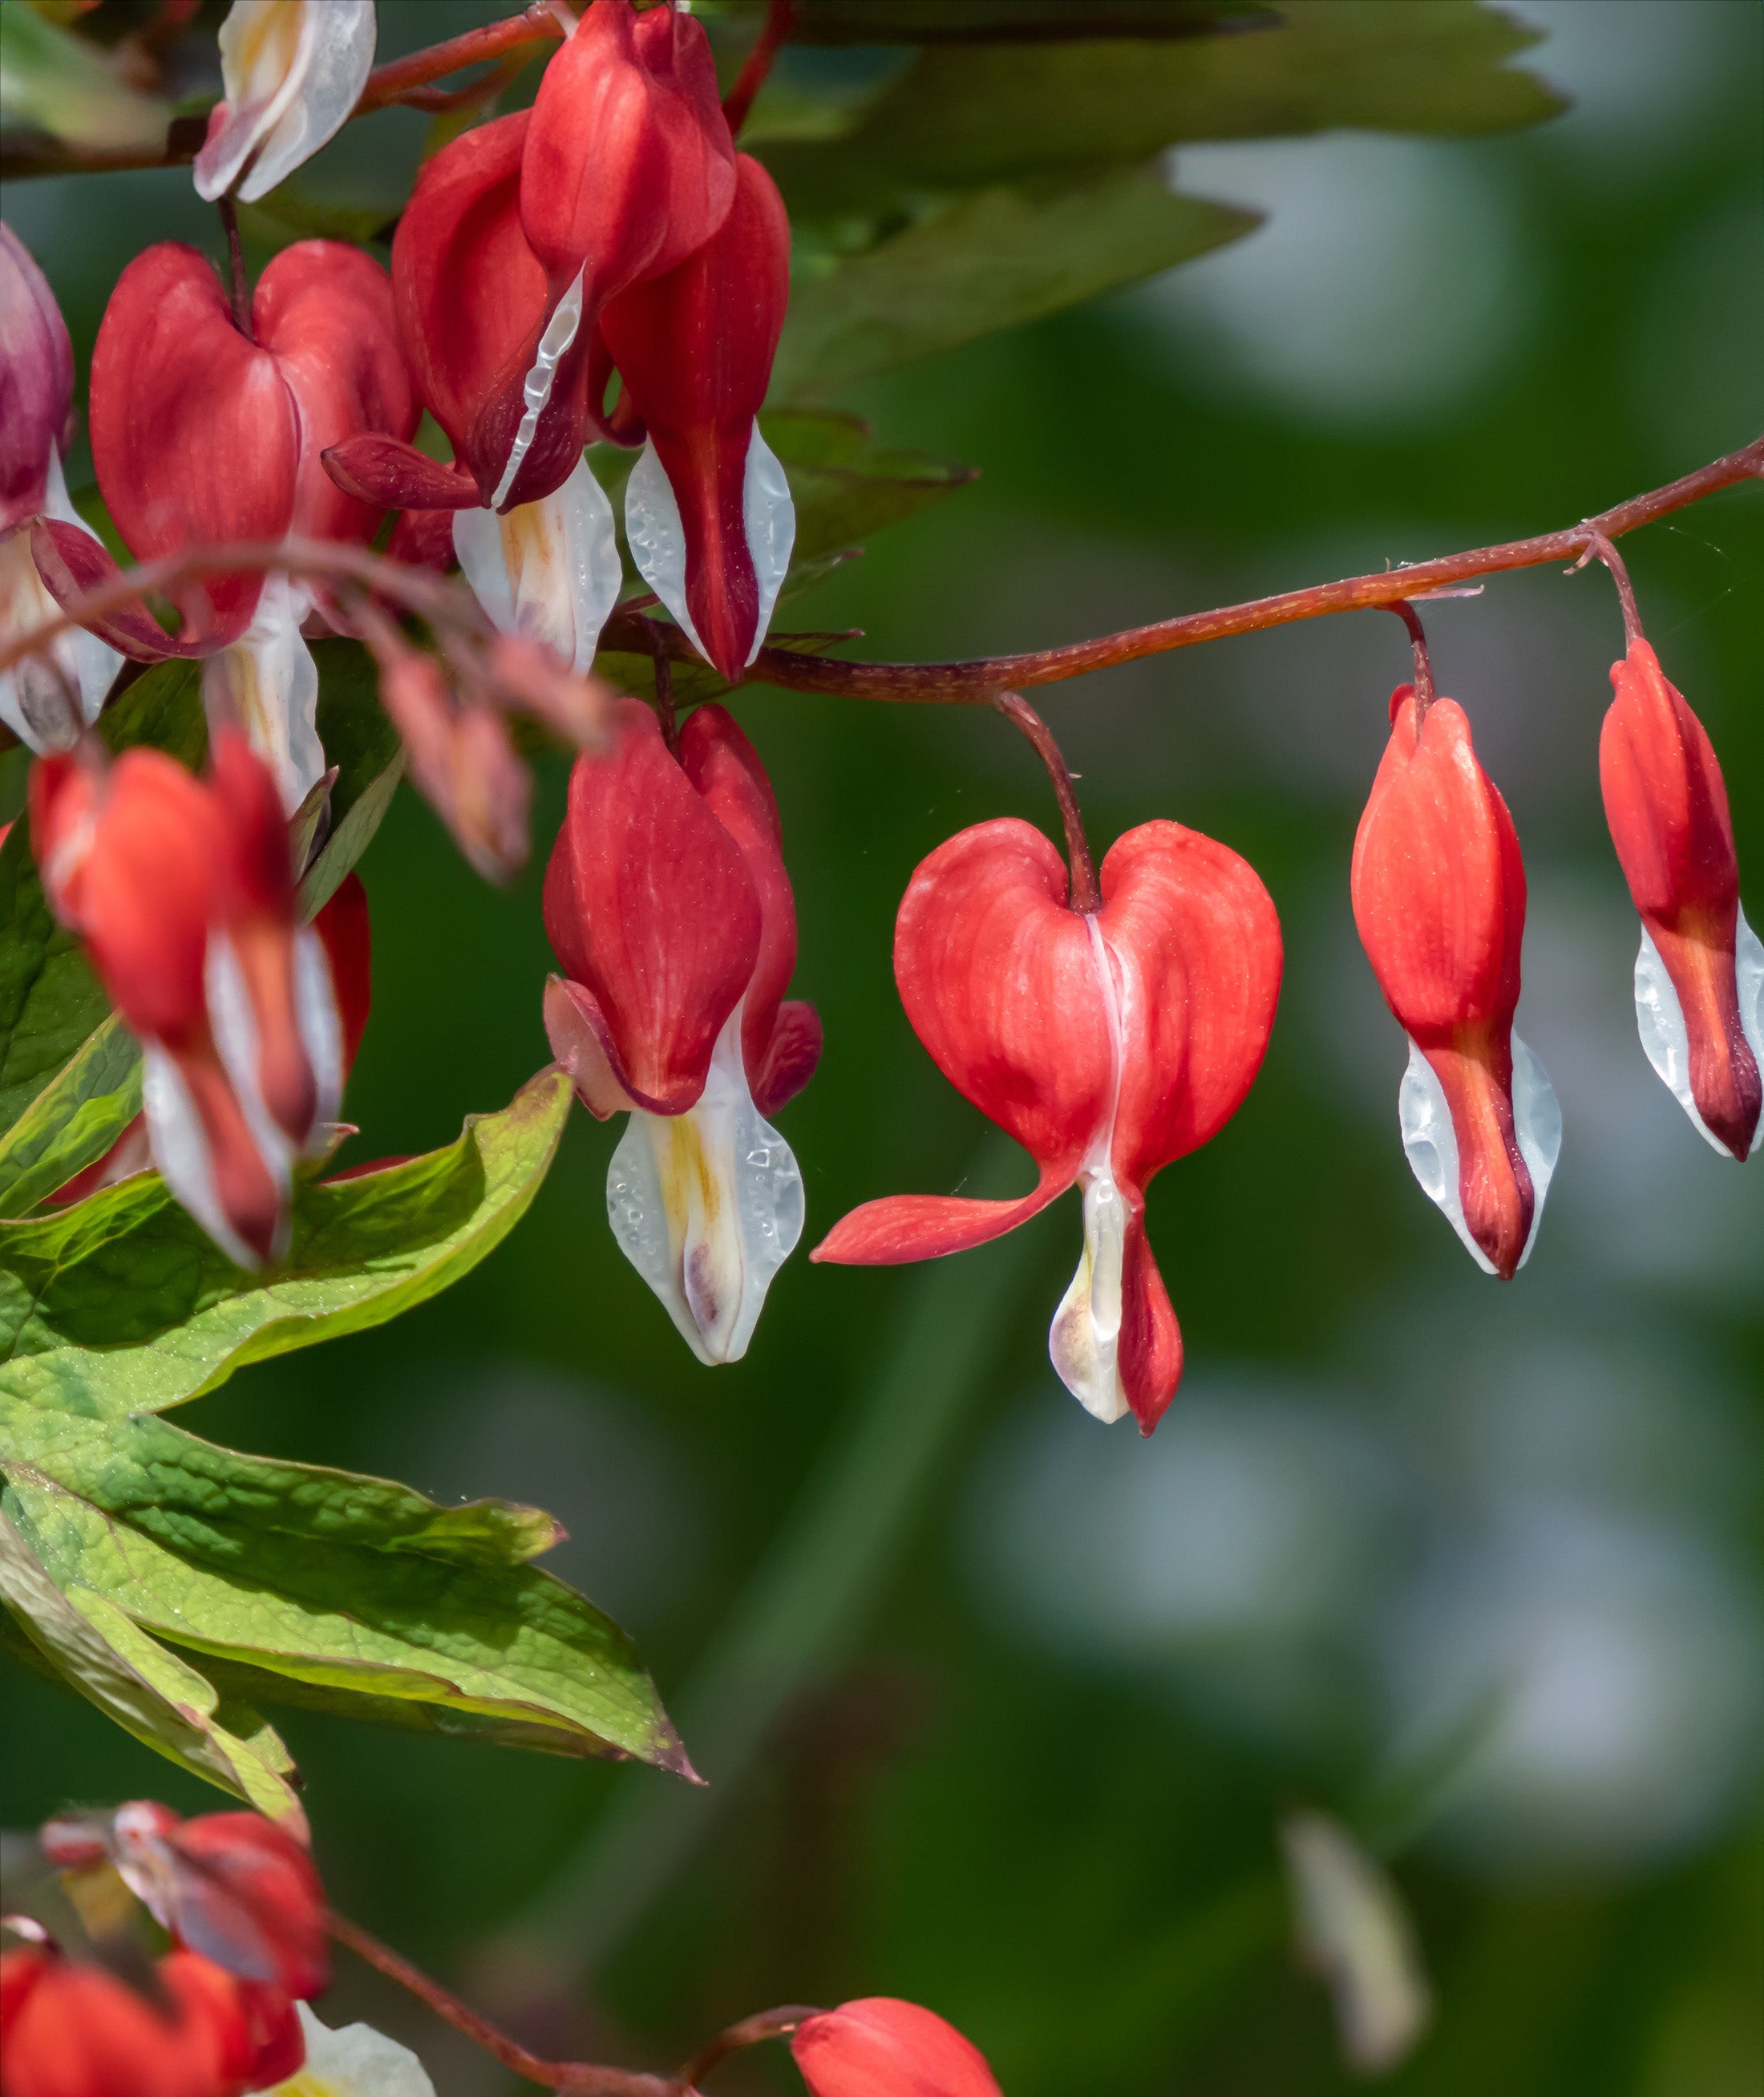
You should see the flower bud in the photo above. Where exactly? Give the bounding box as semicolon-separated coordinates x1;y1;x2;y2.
1600;637;1762;1159
791;1998;1003;2097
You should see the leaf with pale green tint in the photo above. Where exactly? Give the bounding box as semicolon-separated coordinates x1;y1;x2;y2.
775;166;1256;401
0;1014;139;1219
0;3;169;151
0;1069;690;1790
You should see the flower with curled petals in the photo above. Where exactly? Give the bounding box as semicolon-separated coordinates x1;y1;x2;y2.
814;816;1281;1435
543;698;821;1364
1600;636;1762;1160
194;0;378;207
1351;683;1561;1278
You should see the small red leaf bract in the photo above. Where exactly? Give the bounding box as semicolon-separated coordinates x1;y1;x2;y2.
791;1998;1003;2097
543;698;760;1114
89;245;299;650
1600;636;1760;1158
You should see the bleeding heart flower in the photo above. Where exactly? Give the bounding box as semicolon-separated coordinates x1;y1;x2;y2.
0;224;122;750
0;1941;291;2097
791;1998;1002;2097
35;239;415;810
193;0;378;206
814;816;1281;1435
30;728;346;1267
1351;684;1561;1278
1600;636;1762;1160
543;698;821;1363
322;111;623;676
603;152;795;686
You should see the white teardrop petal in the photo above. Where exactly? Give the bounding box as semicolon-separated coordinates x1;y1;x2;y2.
273;2003;438;2097
491;268;587;510
293;921;344;1143
1509;1030;1560;1269
453;458;621;674
1047;1169;1131;1425
1734;906;1763;1159
741;420;795;666
198;1;377;204
604;1011;803;1366
623;436;706;660
0;459;123;751
202;572;323;812
1397;1038;1495;1275
140;1039;270;1271
204;930;301;1196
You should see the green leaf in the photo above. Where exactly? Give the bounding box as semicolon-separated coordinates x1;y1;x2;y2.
300;639;405;915
0;1013;139;1220
597;626;860;710
762;2;1563;217
762;407;978;564
0;1068;689;1787
0;3;170;151
705;0;1268;41
775;164;1256;400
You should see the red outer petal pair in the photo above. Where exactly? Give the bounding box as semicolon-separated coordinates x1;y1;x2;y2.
0;1945;299;2097
542;698;819;1118
0;224;74;533
1351;687;1536;1278
791;1998;1002;2097
602;153;792;683
814;816;1281;1434
30;730;342;1265
46;239;414;658
1600;637;1762;1159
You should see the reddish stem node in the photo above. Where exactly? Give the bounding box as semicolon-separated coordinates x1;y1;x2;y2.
675;2005;819;2090
995;690;1100;914
1386;600;1435;720
217;196;253;339
1576;529;1646;646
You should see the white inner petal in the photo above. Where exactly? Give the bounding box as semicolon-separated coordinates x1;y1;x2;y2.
201;571;323;812
0;456;123;751
293;921;343;1143
1396;1033;1560;1273
453;457;621;674
205;929;301;1200
140;1038;272;1271
207;0;379;204
290;2003;438;2097
1738;908;1764;1160
623;436;705;661
740;422;795;666
491;268;587;511
1046;915;1132;1423
604;1007;804;1366
1634;916;1764;1161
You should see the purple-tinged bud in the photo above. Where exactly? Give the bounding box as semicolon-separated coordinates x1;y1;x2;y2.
0;225;75;534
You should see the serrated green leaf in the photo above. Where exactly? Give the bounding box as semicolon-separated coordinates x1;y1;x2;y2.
775;164;1256;401
0;3;170;151
0;1014;139;1219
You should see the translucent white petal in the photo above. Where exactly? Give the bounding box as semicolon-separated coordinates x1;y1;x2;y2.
490;268;587;510
197;0;379;205
1738;908;1764;1158
1048;1169;1131;1424
140;1038;272;1271
1397;1033;1559;1273
453;458;621;675
604;1009;803;1365
293;921;343;1142
265;2002;436;2097
1634;917;1764;1160
202;572;323;812
623;435;704;660
741;422;795;666
0;458;122;751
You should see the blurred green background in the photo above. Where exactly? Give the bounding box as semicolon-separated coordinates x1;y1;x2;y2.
4;2;1762;2092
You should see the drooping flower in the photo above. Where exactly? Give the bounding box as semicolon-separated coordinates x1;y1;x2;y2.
193;0;378;206
814;817;1281;1434
542;698;821;1363
0;223;123;749
1350;684;1561;1278
30;729;347;1267
35;239;415;809
42;1802;330;2006
1600;636;1762;1159
322;111;622;678
602;152;795;685
0;1941;294;2097
790;1998;1003;2097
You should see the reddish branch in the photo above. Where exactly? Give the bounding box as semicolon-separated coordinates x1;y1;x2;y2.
995;692;1100;912
675;2005;819;2088
741;433;1764;703
1386;601;1435;719
723;0;799;136
353;2;566;114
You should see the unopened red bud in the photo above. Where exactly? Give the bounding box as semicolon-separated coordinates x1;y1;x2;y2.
377;642;532;883
0;225;74;533
791;1998;1003;2097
